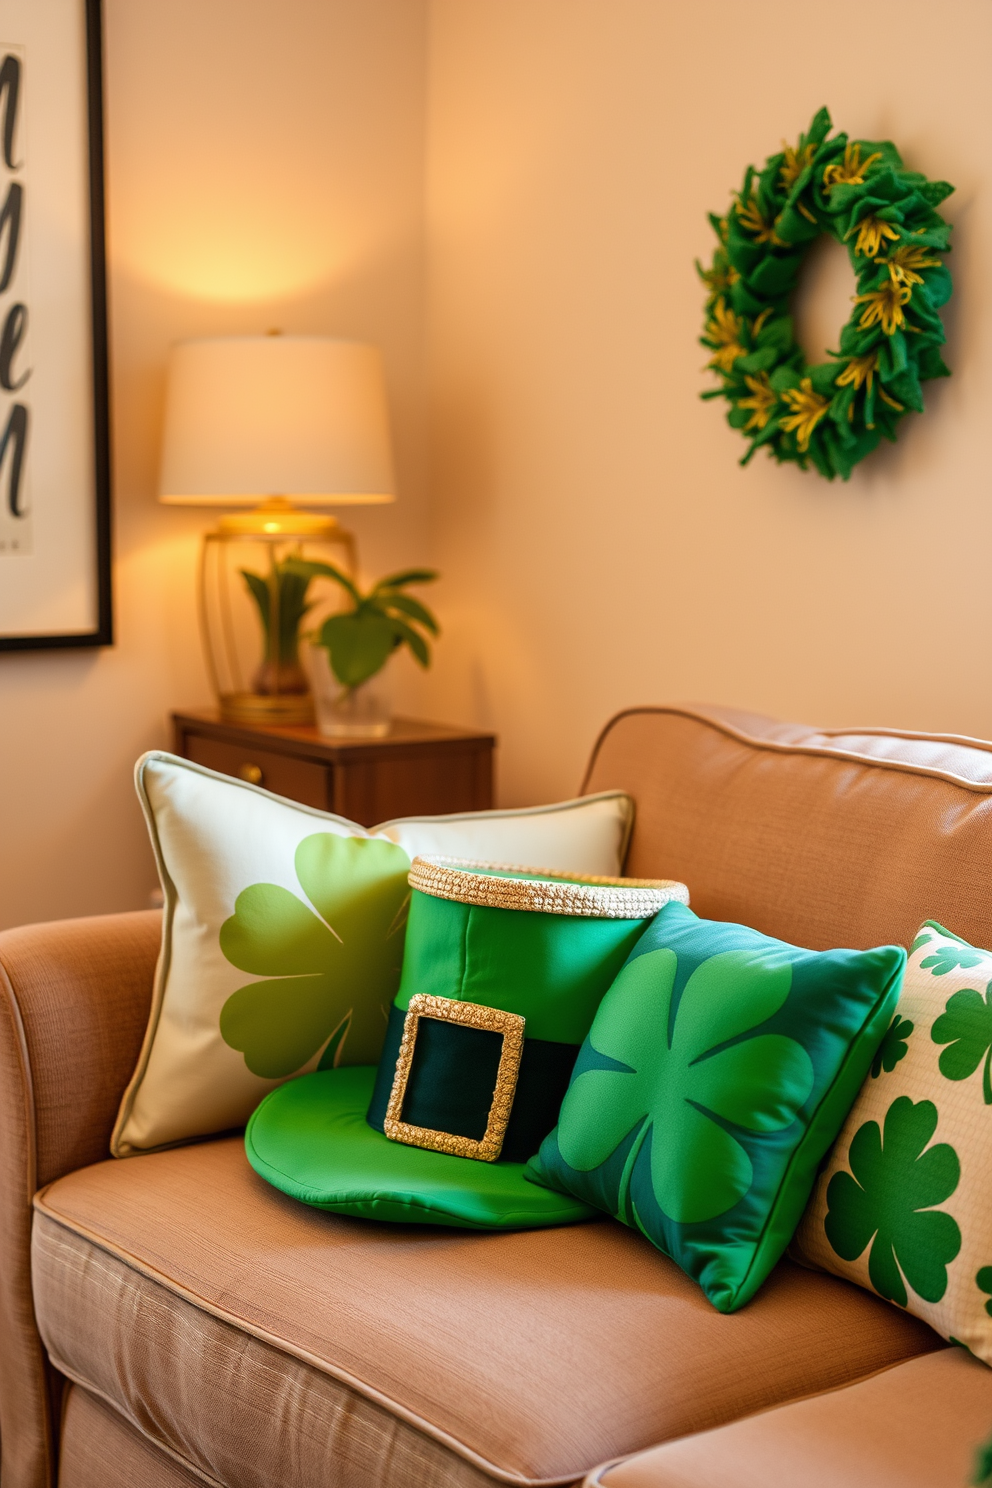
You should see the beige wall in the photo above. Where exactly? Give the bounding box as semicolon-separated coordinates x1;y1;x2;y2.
3;0;989;926
423;0;991;805
0;0;430;929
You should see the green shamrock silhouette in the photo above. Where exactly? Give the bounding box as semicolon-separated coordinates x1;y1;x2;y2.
870;1014;914;1078
557;947;814;1225
910;932;934;955
920;943;985;977
932;983;992;1103
218;832;410;1078
825;1096;960;1306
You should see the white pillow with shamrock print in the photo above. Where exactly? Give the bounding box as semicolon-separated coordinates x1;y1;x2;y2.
111;752;634;1157
794;920;992;1359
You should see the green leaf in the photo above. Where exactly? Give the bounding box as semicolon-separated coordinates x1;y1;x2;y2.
317;612;397;688
386;614;431;668
381;591;440;634
282;557;361;606
824;1096;961;1305
240;569;271;630
219;833;410;1075
916;346;951;380
371;568;438;591
736;347;778;375
557;947;813;1224
749;254;803;298
240;563;320;663
918;179;954;208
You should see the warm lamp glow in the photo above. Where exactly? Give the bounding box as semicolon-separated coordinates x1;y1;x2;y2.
158;335;396;507
216;498;340;537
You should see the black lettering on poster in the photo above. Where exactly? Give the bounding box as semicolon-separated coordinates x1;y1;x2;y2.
0;401;27;516
0;55;20;171
0;49;27;548
0;181;22;293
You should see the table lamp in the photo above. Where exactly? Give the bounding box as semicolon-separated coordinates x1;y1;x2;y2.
158;334;395;725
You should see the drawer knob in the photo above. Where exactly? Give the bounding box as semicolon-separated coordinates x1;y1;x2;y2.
239;763;264;786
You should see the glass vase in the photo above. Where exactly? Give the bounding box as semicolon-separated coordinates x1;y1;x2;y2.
197;506;357;726
307;644;392;739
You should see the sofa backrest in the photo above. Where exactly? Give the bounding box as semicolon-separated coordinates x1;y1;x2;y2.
582;704;992;953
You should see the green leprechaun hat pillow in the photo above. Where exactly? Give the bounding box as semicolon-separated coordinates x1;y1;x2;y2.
245;856;688;1230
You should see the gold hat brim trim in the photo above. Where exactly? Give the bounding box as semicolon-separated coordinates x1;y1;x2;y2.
408;855;689;919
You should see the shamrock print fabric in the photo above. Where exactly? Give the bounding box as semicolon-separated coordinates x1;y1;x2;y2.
113;755;409;1156
219;832;409;1077
526;900;905;1312
796;921;992;1362
822;1096;960;1306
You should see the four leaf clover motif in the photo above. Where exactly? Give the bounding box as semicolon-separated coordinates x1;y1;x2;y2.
218;832;410;1078
556;947;814;1225
931;984;992;1104
825;1096;961;1306
870;1015;914;1079
919;943;984;977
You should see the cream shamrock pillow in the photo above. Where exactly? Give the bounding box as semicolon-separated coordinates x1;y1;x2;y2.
795;921;992;1360
112;752;635;1157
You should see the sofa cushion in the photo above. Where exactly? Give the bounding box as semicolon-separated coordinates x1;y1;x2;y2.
60;1385;207;1488
586;1348;988;1488
34;1139;940;1488
582;706;992;954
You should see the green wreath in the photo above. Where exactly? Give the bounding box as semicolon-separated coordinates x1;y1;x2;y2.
699;107;954;480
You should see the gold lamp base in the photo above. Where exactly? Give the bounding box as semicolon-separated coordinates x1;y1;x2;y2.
217;497;346;540
219;691;316;726
199;497;358;729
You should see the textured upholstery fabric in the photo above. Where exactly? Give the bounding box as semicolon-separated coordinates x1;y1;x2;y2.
584;706;992;953
587;1348;988;1488
59;1386;209;1488
57;1377;502;1488
33;1139;938;1488
0;910;161;1488
11;704;992;1487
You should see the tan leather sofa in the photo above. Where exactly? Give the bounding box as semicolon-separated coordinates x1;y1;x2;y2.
3;703;992;1488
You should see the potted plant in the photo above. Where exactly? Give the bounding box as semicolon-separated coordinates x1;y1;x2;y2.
239;557;319;698
286;560;439;737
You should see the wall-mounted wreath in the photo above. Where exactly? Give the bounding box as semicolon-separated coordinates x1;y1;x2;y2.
699;108;954;480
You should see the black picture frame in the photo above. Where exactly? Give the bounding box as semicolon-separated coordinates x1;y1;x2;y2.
0;0;112;652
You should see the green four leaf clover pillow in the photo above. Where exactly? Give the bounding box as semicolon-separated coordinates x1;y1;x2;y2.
525;900;905;1312
795;921;992;1362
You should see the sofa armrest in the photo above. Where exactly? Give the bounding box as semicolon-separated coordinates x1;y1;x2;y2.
0;909;161;1488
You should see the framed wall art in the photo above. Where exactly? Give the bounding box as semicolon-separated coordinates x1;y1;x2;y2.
0;0;111;651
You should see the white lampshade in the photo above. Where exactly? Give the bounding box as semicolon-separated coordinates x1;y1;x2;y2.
158;335;396;506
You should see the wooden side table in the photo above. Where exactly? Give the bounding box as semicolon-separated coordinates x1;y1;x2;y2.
171;711;496;827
